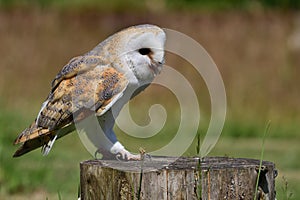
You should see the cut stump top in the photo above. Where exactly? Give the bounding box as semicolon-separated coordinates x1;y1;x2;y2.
81;156;275;172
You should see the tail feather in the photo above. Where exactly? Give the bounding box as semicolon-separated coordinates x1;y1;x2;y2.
13;134;54;157
13;122;75;157
13;121;54;157
14;122;52;145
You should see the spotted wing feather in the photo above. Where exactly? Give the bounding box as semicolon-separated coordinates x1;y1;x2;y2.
51;55;106;91
13;57;128;157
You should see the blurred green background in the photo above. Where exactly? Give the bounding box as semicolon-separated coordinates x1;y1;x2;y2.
0;0;299;199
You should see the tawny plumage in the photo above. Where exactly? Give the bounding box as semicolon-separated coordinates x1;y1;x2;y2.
13;24;166;160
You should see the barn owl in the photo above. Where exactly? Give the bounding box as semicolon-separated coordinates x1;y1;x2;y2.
13;24;166;160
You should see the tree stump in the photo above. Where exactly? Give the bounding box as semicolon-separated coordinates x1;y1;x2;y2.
80;156;277;200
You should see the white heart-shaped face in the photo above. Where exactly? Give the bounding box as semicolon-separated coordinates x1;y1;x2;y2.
120;25;166;84
92;24;166;85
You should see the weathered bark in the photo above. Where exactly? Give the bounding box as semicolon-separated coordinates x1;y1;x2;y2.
80;156;276;200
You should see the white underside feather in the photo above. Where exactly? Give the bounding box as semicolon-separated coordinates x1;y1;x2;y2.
36;100;49;125
42;135;58;156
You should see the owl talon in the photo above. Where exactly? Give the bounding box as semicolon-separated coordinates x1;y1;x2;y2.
116;150;141;161
116;150;152;161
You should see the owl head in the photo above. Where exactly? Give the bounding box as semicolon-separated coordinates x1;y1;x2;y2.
89;24;166;85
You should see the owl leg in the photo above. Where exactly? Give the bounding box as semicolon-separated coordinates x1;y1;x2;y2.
110;141;141;160
97;109;143;160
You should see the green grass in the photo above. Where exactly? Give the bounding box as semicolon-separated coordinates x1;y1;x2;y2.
1;104;299;199
0;105;90;199
254;121;270;200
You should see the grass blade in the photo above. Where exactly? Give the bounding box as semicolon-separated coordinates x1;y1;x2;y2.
254;120;271;200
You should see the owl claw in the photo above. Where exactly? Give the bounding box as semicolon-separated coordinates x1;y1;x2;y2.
109;142;152;161
116;149;141;161
115;149;152;161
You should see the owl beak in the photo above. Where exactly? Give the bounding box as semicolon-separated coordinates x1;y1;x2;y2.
149;59;164;76
148;47;164;76
158;58;165;65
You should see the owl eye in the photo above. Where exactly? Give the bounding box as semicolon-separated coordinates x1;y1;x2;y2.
138;48;152;55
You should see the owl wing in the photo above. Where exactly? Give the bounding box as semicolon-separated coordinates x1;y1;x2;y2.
13;55;128;157
51;55;106;91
